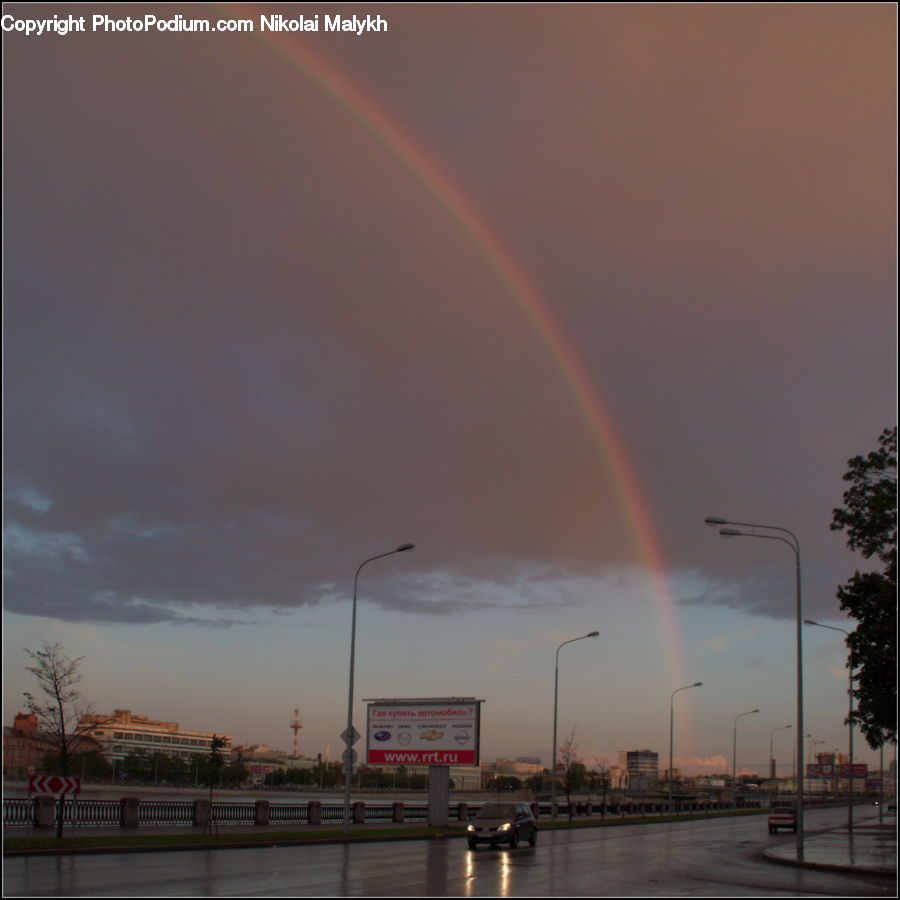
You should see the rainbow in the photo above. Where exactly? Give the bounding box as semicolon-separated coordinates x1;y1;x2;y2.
219;5;686;685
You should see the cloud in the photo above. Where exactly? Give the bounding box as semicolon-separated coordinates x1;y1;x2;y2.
678;755;729;775
2;4;893;632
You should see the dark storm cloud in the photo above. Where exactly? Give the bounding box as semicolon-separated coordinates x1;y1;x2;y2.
3;4;894;626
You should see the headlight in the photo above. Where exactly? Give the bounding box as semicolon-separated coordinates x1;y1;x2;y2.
498;822;511;831
467;825;475;831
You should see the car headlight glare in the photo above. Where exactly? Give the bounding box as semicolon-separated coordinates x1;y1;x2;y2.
498;822;511;831
467;825;475;831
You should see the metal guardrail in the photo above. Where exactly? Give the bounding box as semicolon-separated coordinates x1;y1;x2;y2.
3;796;767;828
139;801;194;825
4;798;34;826
268;803;309;824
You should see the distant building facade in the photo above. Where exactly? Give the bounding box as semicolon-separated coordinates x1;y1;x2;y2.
79;709;231;766
619;749;659;789
3;712;102;778
3;713;52;777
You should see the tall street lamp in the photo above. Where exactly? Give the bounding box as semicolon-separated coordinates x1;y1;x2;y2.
804;619;856;832
551;631;599;822
669;682;702;815
733;708;760;793
705;516;805;859
769;724;792;781
343;543;414;833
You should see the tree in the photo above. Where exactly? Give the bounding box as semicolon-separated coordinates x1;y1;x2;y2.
23;642;103;777
23;641;107;837
488;775;522;793
42;750;112;782
831;426;897;749
591;757;611;818
558;727;587;820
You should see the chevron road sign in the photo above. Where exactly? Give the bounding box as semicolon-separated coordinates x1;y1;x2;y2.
28;775;81;795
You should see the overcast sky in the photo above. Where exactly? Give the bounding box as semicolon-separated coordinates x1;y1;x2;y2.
3;3;895;776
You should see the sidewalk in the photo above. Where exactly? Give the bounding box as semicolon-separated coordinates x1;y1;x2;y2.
763;823;897;876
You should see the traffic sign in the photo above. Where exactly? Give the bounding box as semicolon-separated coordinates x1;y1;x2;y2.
341;726;360;746
28;775;81;795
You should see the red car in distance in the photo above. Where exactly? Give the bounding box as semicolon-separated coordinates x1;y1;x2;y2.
768;806;797;833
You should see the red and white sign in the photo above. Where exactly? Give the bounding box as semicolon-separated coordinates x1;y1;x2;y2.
28;775;81;795
365;698;483;767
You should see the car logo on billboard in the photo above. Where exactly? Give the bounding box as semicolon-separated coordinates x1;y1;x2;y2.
373;731;391;741
420;730;444;741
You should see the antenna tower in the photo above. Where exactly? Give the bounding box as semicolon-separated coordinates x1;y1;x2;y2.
289;708;302;758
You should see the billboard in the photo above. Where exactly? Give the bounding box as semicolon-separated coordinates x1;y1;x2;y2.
806;763;868;778
365;698;483;766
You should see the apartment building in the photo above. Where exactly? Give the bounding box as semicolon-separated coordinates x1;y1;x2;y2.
79;709;231;766
619;748;659;788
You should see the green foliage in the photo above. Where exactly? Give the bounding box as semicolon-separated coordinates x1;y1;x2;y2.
487;775;522;792
207;735;226;787
118;750;190;785
831;426;897;749
525;774;545;791
42;750;112;781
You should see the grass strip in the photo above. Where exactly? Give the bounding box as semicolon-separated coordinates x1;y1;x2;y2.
4;809;772;855
3;825;467;854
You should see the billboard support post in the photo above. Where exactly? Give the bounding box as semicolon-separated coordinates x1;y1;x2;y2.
428;766;450;826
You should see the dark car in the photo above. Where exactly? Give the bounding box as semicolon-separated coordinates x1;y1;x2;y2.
467;802;537;849
768;806;797;833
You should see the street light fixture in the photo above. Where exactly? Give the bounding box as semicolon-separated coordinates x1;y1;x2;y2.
769;724;792;781
733;709;760;794
343;543;415;833
804;619;856;832
669;682;702;815
551;631;599;823
808;737;829;763
705;516;805;859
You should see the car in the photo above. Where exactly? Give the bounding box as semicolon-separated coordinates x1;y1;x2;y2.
467;802;537;849
768;806;797;833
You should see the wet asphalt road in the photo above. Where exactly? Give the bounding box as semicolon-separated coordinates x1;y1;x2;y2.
4;807;895;897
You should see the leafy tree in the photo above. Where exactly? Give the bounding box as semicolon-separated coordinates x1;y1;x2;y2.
525;773;545;792
488;775;522;793
42;750;112;782
207;735;226;788
831;426;897;749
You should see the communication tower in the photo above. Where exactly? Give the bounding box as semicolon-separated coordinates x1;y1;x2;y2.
289;708;302;758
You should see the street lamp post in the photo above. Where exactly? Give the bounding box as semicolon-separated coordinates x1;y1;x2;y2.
769;724;792;782
669;682;702;815
705;516;805;859
343;543;414;833
551;631;599;823
733;709;760;796
808;737;829;764
804;619;856;832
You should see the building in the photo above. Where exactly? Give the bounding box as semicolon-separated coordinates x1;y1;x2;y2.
3;713;52;778
619;749;659;789
79;709;232;767
3;712;103;779
481;756;544;786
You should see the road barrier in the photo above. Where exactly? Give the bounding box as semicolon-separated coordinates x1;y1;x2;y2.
3;796;770;830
